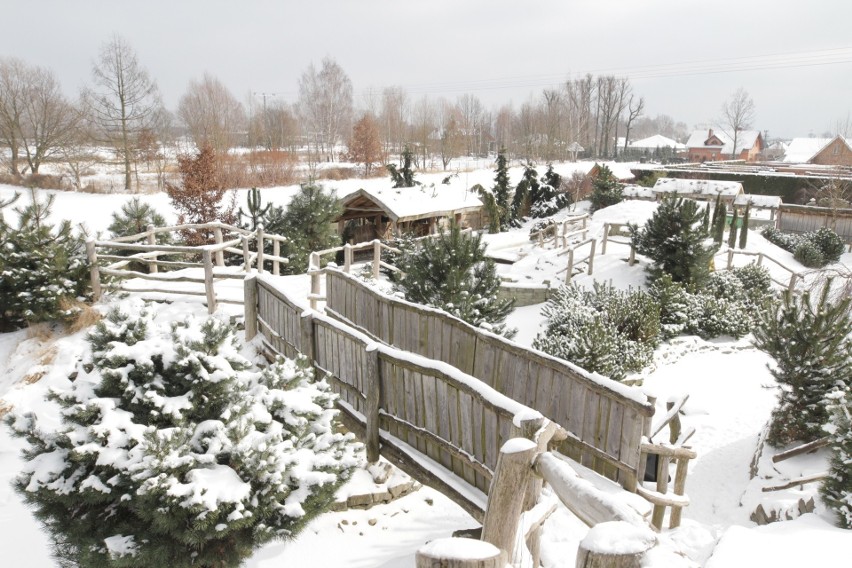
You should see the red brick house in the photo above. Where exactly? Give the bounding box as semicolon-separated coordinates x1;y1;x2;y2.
686;129;764;162
808;135;852;166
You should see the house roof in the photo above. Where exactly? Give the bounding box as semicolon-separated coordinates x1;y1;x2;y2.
686;129;761;155
337;185;483;224
808;135;852;162
782;137;833;163
652;177;744;197
629;135;686;150
733;194;783;208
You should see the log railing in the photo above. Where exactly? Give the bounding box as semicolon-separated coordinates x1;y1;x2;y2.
556;237;597;282
528;213;589;249
718;248;804;293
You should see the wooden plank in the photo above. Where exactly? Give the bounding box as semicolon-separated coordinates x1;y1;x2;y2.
381;359;399;440
485;408;499;472
421;373;440;465
581;392;602;470
472;395;485;491
605;400;625;482
446;383;463;477
434;378;454;470
459;391;477;487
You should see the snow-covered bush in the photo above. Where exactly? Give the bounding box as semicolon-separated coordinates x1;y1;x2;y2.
760;226;801;251
752;281;852;446
7;305;360;568
762;226;844;267
0;193;89;331
820;386;852;529
588;164;623;213
794;240;825;268
534;283;660;381
808;227;845;263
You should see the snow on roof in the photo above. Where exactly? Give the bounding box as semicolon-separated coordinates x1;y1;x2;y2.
629;135;686;150
653;177;743;197
621;185;656;199
686;129;761;155
591;199;659;226
782;137;832;163
338;184;483;223
734;194;783;208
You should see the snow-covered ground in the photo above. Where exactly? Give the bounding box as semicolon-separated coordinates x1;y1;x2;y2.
1;161;850;566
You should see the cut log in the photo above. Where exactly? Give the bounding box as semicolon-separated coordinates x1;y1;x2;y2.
575;521;656;568
416;537;506;568
771;438;830;463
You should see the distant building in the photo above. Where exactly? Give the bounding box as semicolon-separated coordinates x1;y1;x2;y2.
685;129;764;162
651;177;744;204
782;137;833;163
808;135;852;167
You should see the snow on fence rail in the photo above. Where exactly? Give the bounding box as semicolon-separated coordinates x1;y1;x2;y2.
86;222;287;313
714;247;804;293
322;269;655;492
247;273;541;519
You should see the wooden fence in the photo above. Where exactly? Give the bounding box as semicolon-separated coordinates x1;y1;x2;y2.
777;203;852;244
322;269;655;491
248;274;538;519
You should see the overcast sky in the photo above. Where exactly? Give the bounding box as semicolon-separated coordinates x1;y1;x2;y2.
3;0;850;140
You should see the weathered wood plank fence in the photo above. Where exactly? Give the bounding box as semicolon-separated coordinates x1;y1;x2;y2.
777;203;852;244
321;269;655;492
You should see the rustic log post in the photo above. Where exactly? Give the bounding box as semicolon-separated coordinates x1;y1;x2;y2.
628;243;636;266
757;252;764;267
651;453;671;529
256;225;265;274
788;273;798;294
587;239;596;275
243;276;258;341
582;215;587;229
202;249;217;314
86;239;102;302
575;521;656;568
365;345;381;463
213;226;224;267
727;248;734;270
344;243;353;273
146;223;158;274
372;239;381;280
242;235;251;271
601;224;609;255
566;248;575;283
481;438;538;561
309;252;321;311
416;538;506;568
512;416;548;567
273;238;280;275
538;231;544;248
669;457;689;528
636;395;656;485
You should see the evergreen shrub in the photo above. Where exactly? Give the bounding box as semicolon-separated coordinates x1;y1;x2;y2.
821;386;852;528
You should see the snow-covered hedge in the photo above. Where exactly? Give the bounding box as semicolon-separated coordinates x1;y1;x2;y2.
7;304;360;567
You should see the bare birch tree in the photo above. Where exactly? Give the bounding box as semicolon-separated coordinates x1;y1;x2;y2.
297;57;353;162
178;73;245;154
720;87;755;159
84;35;162;191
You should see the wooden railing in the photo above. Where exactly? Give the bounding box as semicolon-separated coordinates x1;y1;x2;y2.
87;222;287;313
716;248;804;293
556;237;597;282
528;213;589;249
322;269;655;492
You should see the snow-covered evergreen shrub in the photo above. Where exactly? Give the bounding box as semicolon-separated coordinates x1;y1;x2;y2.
534;283;660;381
820;386;852;529
392;223;515;336
794;240;826;268
7;305;359;568
809;227;845;263
531;164;570;218
588;164;623;213
760;226;801;252
0;193;88;331
752;281;852;446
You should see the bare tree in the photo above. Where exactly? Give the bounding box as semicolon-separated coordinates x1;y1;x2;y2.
409;96;436;168
0;58;30;175
297;57;353;162
623;95;645;153
380;86;409;157
178;73;245;154
20;66;81;174
438;102;464;169
720;87;756;160
84;35;162;191
59;107;101;190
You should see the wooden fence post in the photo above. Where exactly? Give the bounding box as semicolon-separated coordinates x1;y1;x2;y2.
202;250;217;314
86;239;102;302
299;311;315;363
256;225;265;274
727;248;735;270
344;243;352;273
601;224;609;255
146;224;158;274
575;521;656;568
757;252;764;267
242;235;251;271
481;438;537;561
566;248;575;283
587;239;596;275
372;239;381;280
309;252;321;311
788;273;798;294
213;226;224;267
273;239;280;276
244;276;258;341
628;243;636;266
416;538;506;568
365;345;381;463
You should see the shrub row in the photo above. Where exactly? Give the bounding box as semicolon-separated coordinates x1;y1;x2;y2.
761;226;845;268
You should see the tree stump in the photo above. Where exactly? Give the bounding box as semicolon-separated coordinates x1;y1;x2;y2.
575;521;657;568
416;537;506;568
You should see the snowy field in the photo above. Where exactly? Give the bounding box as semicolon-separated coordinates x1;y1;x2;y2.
1;159;851;566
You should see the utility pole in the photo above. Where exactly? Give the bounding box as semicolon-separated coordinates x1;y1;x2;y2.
253;92;281;150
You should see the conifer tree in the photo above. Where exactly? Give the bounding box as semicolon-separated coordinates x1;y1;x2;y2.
710;193;722;235
588;164;622;213
386;146;417;188
701;201;711;235
392;223;515;335
739;202;751;249
752;281;852;446
821;385;852;528
8;305;359;568
237;187;271;231
0;192;88;331
631;196;718;287
713;200;727;244
727;207;739;248
492;148;511;230
107;197;172;273
531;163;569;218
511;161;538;222
279;182;342;274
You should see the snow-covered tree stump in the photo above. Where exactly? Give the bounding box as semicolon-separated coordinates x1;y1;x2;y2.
575;521;657;568
416;537;506;568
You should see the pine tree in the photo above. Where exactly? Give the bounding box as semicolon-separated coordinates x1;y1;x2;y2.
511;161;538;222
631;196;718;287
739;202;751;249
7;305;359;568
701;202;711;235
752;281;852;446
386;146;417;188
531;164;569;218
820;385;852;528
279;182;342;274
393;223;515;335
492;148;511;230
727;207;739;248
0;191;88;331
107;197;172;273
710;193;722;235
588;164;622;213
713;200;727;244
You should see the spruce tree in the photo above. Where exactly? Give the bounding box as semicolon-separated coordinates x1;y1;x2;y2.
511;161;538;222
0;192;88;331
631;196;718;287
7;305;359;568
280;182;342;274
531;163;569;218
588;164;622;213
386;146;417;188
752;281;852;446
739;202;751;249
393;223;515;335
727;207;739;248
492;148;511;230
820;385;852;528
